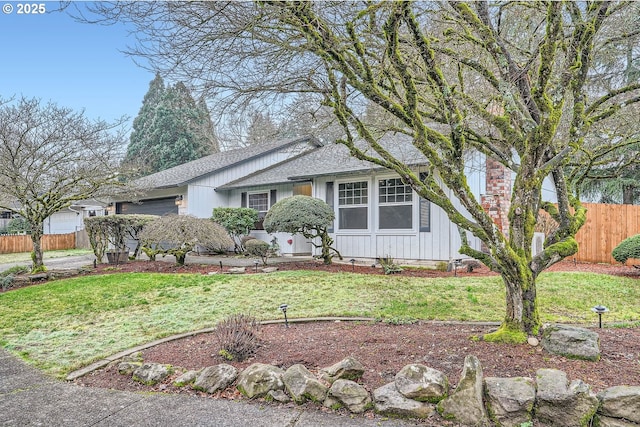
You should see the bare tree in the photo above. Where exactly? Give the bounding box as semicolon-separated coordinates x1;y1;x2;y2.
0;97;128;272
86;2;640;339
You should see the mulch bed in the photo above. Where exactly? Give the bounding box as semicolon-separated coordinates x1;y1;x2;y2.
73;258;640;403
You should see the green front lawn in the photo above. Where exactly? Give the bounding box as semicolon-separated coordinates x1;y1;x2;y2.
0;270;638;377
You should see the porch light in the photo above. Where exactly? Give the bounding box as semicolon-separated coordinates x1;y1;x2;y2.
175;195;183;205
591;305;609;328
279;304;289;328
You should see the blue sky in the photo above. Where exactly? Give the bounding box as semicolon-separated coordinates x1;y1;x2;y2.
0;2;154;127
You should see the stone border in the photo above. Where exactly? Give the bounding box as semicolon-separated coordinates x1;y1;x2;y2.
65;318;501;381
66;317;373;381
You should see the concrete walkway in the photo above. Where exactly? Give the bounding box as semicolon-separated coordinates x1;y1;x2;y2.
0;348;421;427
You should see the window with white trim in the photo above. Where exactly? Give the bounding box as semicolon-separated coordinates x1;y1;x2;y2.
338;181;368;229
248;192;269;213
247;191;273;230
378;178;413;229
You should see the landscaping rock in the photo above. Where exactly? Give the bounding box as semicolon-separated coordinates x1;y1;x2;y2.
597;386;640;424
542;324;600;361
535;368;599;427
594;415;639;427
373;382;435;419
173;369;199;387
193;364;238;394
117;361;142;376
227;267;246;274
132;362;172;385
319;357;365;383
484;377;535;427
324;379;371;413
236;363;284;399
267;389;291;403
282;364;328;404
261;267;279;273
394;363;448;403
117;352;144;375
437;355;488;426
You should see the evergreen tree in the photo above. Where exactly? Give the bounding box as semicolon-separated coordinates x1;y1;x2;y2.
125;76;219;176
125;73;165;172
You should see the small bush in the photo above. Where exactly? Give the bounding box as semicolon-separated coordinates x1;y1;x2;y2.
435;261;449;272
379;256;403;275
213;314;260;362
612;234;640;264
0;265;29;277
245;239;270;266
1;275;14;291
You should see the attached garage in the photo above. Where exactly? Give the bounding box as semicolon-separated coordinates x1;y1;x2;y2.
116;197;178;216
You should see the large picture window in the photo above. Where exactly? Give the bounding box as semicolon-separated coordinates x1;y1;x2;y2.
378;178;413;229
338;181;368;230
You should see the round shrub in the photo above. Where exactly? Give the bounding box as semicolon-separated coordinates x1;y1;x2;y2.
263;195;341;264
612;234;640;264
245;239;269;257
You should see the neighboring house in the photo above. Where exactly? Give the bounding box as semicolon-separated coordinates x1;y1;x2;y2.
44;201;106;234
0;210;14;231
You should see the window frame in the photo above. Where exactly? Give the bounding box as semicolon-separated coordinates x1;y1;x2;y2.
336;179;370;232
246;190;271;230
377;176;415;231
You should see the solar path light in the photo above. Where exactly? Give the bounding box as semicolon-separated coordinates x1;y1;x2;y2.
591;305;609;328
279;304;289;328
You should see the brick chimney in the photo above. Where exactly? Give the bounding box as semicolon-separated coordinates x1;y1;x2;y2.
481;157;511;237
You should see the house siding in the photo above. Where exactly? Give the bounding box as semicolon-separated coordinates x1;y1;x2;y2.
229;183;313;256
314;174;479;262
185;141;317;218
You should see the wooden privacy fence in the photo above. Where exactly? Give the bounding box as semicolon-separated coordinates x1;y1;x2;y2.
0;232;76;254
573;203;640;264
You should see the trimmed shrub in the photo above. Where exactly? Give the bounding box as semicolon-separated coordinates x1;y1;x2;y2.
264;195;341;264
139;214;233;265
612;234;640;264
212;208;259;253
245;239;270;266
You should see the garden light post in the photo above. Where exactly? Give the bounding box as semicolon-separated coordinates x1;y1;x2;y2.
253;259;259;273
279;304;289;328
349;258;355;272
591;305;609;328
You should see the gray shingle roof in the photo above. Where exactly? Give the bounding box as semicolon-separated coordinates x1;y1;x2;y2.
134;136;322;189
218;135;427;190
